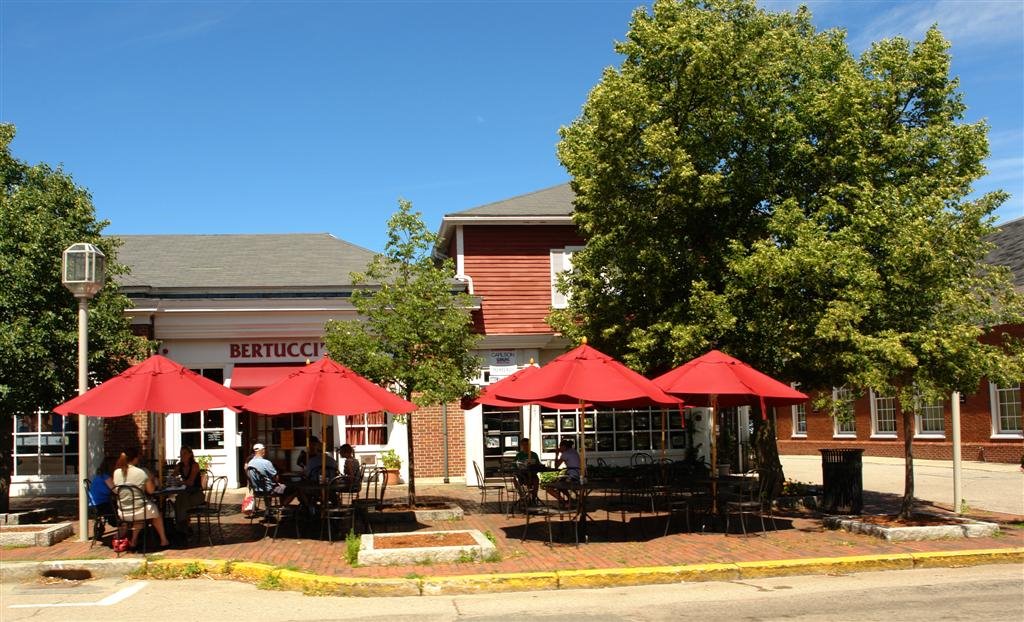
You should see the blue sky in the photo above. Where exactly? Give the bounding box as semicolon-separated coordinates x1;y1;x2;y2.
2;1;1021;252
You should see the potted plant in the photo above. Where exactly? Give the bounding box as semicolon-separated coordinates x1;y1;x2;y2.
380;449;401;485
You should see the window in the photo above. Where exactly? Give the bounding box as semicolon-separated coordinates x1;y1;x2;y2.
540;406;685;455
870;391;897;436
990;383;1022;437
791;402;807;437
12;409;78;477
180;368;226;451
345;412;388;446
832;387;856;437
550;246;582;309
915;397;944;436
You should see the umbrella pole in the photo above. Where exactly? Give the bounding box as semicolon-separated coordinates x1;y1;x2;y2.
321;414;327;483
710;395;718;515
578;400;586;482
660;408;667;482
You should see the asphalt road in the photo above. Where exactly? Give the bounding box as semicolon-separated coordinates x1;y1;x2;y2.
780;454;1024;515
3;565;1022;621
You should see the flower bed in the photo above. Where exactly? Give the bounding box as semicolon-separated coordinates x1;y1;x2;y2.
824;513;999;541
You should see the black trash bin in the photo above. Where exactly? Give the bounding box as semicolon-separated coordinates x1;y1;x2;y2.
819;448;864;514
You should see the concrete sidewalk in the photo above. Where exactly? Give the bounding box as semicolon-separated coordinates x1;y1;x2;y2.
780;455;1024;515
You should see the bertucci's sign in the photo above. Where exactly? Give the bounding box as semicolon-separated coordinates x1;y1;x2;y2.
229;341;326;360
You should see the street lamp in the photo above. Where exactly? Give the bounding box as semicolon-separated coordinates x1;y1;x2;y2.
62;243;105;542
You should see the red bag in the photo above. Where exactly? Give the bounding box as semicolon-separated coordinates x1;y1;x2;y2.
241;493;255;516
112;537;130;553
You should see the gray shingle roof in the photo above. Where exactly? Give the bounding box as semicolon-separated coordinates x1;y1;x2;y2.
445;184;575;217
987;217;1024;288
112;233;376;290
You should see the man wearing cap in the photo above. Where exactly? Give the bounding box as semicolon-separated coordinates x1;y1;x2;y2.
246;443;279;494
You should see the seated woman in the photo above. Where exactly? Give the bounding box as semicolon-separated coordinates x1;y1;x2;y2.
514;438;542;502
337;443;362;493
172;445;206;534
87;457;117;524
544;439;581;508
112;447;171;549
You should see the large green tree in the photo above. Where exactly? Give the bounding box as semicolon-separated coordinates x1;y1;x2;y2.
555;0;1022;515
323;200;479;506
0;124;149;508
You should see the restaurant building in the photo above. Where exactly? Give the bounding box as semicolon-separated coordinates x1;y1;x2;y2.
9;191;1021;496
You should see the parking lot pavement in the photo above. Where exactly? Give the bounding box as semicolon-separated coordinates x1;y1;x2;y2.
780;454;1024;516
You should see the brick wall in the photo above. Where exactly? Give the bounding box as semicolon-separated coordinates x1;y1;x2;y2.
103;412;153;460
774;380;1024;464
410;400;466;478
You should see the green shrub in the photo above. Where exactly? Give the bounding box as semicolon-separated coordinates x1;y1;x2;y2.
345;529;361;566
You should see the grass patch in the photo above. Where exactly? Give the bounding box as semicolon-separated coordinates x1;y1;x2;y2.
404;572;423;580
482;549;502;563
345;529;361;566
455;550;479;563
144;561;206;579
483;530;497;545
257;571;282;590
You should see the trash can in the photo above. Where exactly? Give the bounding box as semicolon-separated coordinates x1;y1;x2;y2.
819;448;864;514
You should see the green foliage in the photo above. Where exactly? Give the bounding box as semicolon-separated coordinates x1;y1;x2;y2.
195;455;213;471
257;571;282;590
483;529;497;545
380;448;401;470
344;528;361;566
0;123;150;415
556;0;1022;518
323;199;480;406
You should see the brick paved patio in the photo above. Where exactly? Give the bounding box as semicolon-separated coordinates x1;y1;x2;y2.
4;482;1021;580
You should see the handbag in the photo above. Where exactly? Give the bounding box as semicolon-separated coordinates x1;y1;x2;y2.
112;537;130;553
241;493;255;515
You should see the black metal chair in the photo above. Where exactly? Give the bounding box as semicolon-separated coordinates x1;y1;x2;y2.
724;474;776;537
513;476;580;546
352;466;389;534
246;466;298;539
113;484;152;554
473;460;506;514
322;475;357;542
189;475;228;545
83;478;117;547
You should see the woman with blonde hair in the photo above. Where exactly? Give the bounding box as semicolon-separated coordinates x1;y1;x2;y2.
112;447;170;549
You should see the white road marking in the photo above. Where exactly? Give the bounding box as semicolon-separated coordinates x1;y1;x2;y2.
8;581;148;609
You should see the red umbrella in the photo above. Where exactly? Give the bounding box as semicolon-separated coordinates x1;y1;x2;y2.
491;340;683;477
652;349;808;511
243;356;417;482
652;349;808;414
462;364;590;411
53;354;247;417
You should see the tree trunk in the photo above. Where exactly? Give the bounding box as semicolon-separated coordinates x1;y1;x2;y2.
406;416;417;508
751;405;784;499
899;402;915;519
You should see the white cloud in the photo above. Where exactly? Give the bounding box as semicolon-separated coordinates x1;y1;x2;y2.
852;1;1023;51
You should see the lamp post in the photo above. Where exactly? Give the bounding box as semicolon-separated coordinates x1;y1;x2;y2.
62;243;105;542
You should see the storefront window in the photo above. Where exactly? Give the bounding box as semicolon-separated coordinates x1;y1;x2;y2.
540;406;685;455
180;368;226;451
345;412;388;446
12;409;78;477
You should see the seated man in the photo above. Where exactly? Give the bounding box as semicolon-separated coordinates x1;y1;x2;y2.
544;439;581;507
514;437;541;503
303;436;339;481
247;443;295;504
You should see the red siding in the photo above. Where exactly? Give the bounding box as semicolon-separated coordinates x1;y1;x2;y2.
462;225;583;335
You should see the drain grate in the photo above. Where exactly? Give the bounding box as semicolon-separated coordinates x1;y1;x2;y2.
41;568;93;582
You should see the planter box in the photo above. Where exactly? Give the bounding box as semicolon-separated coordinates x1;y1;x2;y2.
823;514;999;541
357;529;495;566
0;522;74;547
0;508;53;525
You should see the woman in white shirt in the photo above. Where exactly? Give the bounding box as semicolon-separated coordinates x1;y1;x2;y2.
112;447;171;549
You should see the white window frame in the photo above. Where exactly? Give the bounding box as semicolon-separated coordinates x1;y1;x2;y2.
12;408;79;478
342;412;390;449
914;396;945;439
832;386;857;438
791;402;807;438
180;368;227;452
550;245;583;309
869;390;898;438
989;382;1023;438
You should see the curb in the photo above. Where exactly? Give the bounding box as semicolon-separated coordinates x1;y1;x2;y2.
3;548;1021;595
